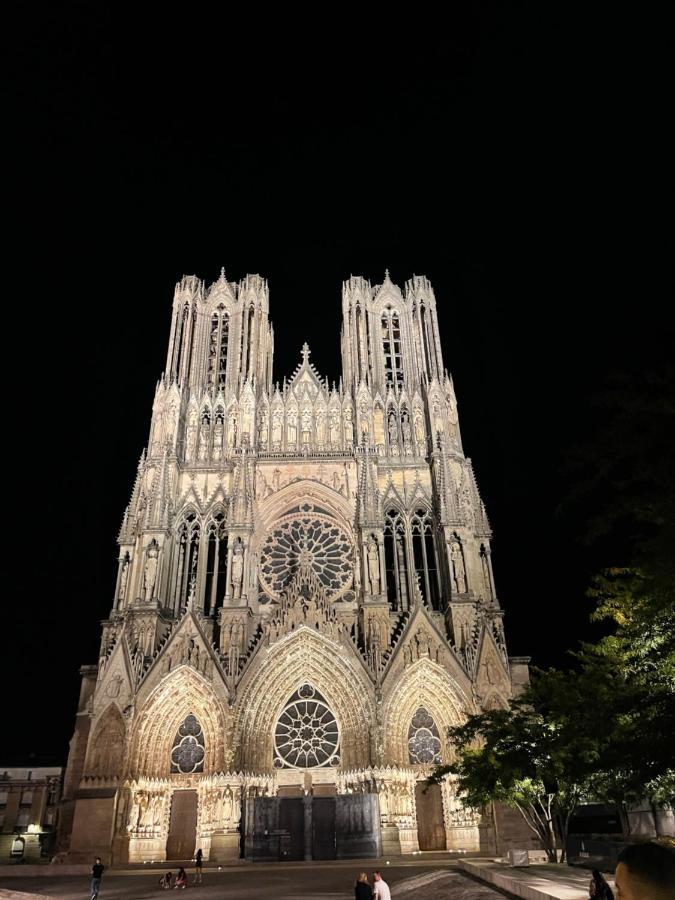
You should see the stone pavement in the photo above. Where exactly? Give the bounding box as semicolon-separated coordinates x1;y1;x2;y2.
0;860;514;900
459;858;615;900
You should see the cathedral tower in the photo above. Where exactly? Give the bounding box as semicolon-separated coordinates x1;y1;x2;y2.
60;270;530;865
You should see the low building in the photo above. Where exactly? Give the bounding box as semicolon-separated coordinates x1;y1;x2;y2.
0;767;62;863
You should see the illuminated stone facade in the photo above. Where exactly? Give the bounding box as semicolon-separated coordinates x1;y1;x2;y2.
60;270;530;864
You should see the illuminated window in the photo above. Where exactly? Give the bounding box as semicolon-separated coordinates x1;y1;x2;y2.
408;707;441;764
170;714;205;774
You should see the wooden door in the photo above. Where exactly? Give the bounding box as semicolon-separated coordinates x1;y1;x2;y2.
312;797;336;859
166;790;198;860
415;781;446;850
279;797;304;861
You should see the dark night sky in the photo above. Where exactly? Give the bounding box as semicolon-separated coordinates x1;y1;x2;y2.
5;6;673;764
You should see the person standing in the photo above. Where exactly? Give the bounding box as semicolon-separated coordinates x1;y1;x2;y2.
373;870;391;900
90;857;104;900
355;872;373;899
194;847;203;884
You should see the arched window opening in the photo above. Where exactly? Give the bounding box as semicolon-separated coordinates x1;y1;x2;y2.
411;508;441;610
273;684;340;769
356;305;365;379
208;305;229;390
408;707;442;764
175;514;201;611
246;305;256;378
384;509;409;611
170;713;205;774
173;304;189;377
382;308;404;388
204;513;228;616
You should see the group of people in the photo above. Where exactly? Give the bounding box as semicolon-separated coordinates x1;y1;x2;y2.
355;871;391;900
157;848;203;890
87;840;674;900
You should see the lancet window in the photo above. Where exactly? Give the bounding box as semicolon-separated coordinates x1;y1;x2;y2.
207;305;229;390
170;713;205;774
381;307;403;388
384;508;409;611
408;706;442;764
244;304;256;379
174;513;201;611
411;507;442;610
384;506;443;612
204;512;228;616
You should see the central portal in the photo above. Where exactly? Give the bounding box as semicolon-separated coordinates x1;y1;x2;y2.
166;790;198;860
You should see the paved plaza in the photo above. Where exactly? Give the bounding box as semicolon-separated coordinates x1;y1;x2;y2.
0;861;514;900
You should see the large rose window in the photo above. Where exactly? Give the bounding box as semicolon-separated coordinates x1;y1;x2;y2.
259;505;354;601
274;684;340;769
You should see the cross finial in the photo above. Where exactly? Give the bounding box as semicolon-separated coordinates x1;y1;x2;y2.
220;266;226;279
301;342;311;363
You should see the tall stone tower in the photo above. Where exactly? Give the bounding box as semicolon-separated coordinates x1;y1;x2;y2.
60;270;530;864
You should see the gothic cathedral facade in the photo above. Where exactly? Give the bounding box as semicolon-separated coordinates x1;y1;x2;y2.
60;270;530;864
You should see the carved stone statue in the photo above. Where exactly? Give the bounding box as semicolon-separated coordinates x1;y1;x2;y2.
414;410;425;443
118;557;129;600
401;411;412;444
272;411;282;444
198;417;210;460
185;410;197;461
143;542;159;599
212;419;224;459
231;540;244;599
388;413;398;444
344;408;354;445
367;537;380;595
451;541;467;594
287;413;297;446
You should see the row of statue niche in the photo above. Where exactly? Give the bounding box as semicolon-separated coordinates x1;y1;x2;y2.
161;635;211;677
117;542;158;604
201;785;242;830
402;628;443;667
128;790;169;833
263;407;355;447
185;409;252;462
375;780;414;824
256;466;350;500
387;409;425;446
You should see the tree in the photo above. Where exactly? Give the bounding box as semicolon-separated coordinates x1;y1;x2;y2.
431;687;599;862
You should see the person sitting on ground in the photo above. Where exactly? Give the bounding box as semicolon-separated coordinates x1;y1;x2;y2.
159;871;173;890
355;872;373;900
174;867;187;889
373;870;391;900
589;868;614;899
614;841;675;900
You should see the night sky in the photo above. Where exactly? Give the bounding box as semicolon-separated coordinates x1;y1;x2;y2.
6;7;673;764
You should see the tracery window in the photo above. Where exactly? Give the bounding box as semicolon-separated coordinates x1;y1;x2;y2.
273;684;340;769
411;508;442;610
204;512;227;616
381;307;403;388
259;504;354;601
408;706;442;764
174;513;201;611
170;713;205;774
207;305;229;390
